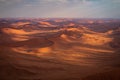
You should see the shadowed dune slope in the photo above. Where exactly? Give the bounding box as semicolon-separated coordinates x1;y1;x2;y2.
82;69;120;80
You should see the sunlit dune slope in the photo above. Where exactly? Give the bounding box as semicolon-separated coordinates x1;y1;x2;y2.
80;33;112;46
39;21;52;26
11;22;30;26
2;28;38;35
1;28;36;41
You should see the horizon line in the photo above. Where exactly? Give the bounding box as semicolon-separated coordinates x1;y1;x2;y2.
1;17;120;19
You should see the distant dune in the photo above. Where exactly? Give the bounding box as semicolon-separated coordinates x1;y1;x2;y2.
39;21;52;26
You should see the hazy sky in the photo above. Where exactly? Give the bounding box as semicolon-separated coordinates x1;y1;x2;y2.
0;0;120;18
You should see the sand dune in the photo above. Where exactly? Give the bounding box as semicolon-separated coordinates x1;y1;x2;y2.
11;22;30;26
0;20;120;80
80;33;112;46
39;21;52;26
2;28;39;35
